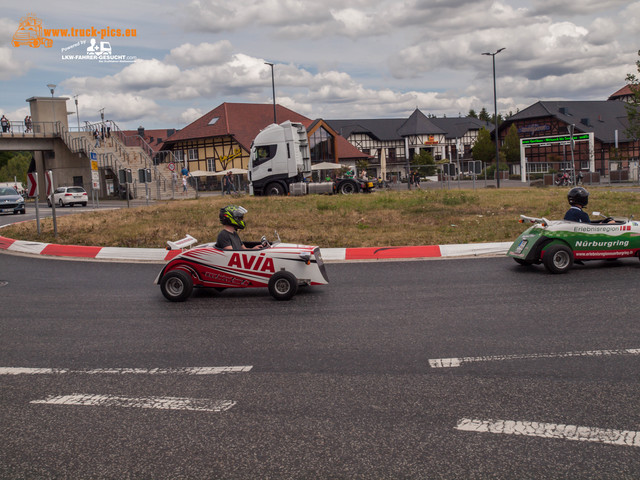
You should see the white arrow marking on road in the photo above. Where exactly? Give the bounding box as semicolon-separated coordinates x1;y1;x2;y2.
429;348;640;368
0;366;253;375
31;394;236;412
456;418;640;447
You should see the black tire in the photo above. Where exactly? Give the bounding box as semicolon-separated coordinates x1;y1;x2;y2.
268;271;298;301
20;209;25;215
543;244;573;274
82;202;87;207
47;199;52;207
58;199;64;208
265;182;286;196
160;270;193;302
338;180;358;194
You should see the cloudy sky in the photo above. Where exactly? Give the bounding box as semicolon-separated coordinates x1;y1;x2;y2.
1;0;637;131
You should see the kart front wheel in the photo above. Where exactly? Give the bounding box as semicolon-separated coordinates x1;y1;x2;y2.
268;271;298;301
160;270;193;302
543;244;573;274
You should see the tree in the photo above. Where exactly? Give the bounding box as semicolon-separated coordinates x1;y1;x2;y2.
411;150;436;176
468;109;478;118
500;124;521;164
471;127;495;163
0;152;31;185
478;107;491;122
625;50;640;141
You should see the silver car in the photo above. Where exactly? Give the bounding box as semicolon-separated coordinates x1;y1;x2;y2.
0;186;26;215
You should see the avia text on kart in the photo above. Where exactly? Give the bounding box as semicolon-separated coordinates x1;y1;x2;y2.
155;234;329;301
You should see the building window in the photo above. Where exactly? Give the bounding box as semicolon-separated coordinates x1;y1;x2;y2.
206;158;215;171
387;148;396;161
310;127;334;163
188;148;198;161
174;150;184;162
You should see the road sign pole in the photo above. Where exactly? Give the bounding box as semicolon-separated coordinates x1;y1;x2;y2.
33;173;40;235
47;170;57;238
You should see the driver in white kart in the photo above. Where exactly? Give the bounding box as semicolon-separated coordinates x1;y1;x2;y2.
564;187;615;224
216;205;264;250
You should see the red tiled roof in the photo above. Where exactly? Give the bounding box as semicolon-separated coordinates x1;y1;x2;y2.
121;128;178;152
608;85;634;100
164;102;369;161
165;103;311;151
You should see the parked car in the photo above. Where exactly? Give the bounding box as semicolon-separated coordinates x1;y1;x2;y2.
48;186;88;207
0;186;26;215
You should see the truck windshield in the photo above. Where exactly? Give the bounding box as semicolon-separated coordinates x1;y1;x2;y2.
252;145;277;167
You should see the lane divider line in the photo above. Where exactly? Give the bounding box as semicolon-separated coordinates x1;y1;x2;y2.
429;348;640;368
30;394;236;412
0;366;253;375
456;418;640;447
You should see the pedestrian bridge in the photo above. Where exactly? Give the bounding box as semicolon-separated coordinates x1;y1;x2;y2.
0;120;190;200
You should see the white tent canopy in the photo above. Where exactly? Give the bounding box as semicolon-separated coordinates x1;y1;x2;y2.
190;168;248;177
311;162;347;170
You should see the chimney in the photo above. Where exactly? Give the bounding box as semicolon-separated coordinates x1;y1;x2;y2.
137;126;145;136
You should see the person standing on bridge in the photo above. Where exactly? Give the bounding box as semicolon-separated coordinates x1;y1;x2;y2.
1;115;10;133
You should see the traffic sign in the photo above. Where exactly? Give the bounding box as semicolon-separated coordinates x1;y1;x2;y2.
168;162;175;172
27;172;37;197
45;170;53;197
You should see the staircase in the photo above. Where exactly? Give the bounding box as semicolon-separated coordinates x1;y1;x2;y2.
60;122;195;200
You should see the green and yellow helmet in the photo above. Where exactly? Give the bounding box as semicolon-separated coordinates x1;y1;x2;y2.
219;205;247;230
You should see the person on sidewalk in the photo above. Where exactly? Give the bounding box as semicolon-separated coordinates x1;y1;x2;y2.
223;171;237;195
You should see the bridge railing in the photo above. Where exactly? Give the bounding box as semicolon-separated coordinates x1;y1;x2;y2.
0;120;60;136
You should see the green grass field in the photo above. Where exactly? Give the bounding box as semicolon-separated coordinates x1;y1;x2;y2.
4;188;640;248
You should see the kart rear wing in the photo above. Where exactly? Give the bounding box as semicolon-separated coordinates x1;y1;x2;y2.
519;215;550;227
166;234;198;251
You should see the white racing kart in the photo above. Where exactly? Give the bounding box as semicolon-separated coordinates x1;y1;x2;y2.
155;233;329;301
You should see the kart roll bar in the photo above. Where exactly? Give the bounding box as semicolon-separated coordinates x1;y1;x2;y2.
519;215;549;227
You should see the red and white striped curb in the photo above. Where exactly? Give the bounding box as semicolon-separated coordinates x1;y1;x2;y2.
0;235;511;262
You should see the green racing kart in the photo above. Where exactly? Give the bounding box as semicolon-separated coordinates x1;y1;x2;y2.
507;213;640;274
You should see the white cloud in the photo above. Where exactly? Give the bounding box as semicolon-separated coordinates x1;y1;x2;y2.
0;47;30;80
165;41;233;68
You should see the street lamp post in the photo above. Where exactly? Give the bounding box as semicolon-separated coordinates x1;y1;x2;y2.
481;48;505;188
74;95;80;131
46;83;56;134
264;62;276;124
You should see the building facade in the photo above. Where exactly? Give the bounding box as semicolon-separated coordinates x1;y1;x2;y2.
499;100;640;180
327;110;493;180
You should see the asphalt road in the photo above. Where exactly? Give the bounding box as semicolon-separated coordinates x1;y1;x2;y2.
1;252;640;478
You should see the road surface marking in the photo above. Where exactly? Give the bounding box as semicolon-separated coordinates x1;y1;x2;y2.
0;366;253;375
429;348;640;368
31;394;236;412
456;418;640;447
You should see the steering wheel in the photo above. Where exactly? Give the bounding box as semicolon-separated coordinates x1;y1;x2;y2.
260;235;270;248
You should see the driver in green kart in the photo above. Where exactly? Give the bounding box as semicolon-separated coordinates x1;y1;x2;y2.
564;187;614;224
216;205;264;250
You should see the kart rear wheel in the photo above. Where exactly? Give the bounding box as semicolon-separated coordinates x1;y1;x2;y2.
543;244;573;274
160;270;193;302
268;271;298;301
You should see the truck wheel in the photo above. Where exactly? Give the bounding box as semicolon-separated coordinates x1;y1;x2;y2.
265;182;286;196
268;271;298;301
542;244;573;274
338;180;357;194
160;270;193;302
